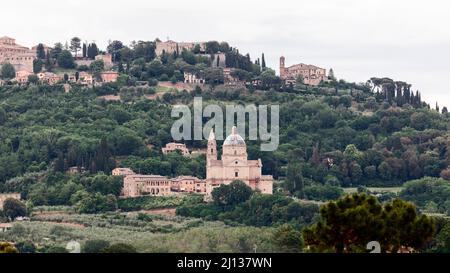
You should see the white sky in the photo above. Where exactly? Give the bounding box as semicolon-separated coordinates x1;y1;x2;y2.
2;0;450;108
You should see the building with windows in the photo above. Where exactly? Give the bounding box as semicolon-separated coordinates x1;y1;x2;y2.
155;40;206;56
0;36;35;73
123;175;173;197
279;56;327;86
162;142;190;156
184;72;205;84
205;126;273;196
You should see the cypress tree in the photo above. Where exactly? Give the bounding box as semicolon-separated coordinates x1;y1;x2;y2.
261;53;266;68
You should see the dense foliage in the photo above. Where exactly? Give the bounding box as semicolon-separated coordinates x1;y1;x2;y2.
400;177;450;215
177;182;319;228
303;193;435;253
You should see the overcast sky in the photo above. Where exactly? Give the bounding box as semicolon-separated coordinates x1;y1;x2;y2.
2;0;450;107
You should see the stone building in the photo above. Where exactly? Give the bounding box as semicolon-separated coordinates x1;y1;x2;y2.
162;142;190;156
279;56;327;86
0;193;21;210
112;168;135;176
205;127;273;196
223;68;245;86
37;72;63;85
100;71;119;83
123;175;172;197
0;36;35;73
95;54;113;70
171;176;205;193
14;70;33;84
183;72;205;84
79;72;94;85
155;40;206;56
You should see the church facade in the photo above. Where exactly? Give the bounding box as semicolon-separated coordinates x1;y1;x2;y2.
205;126;273;196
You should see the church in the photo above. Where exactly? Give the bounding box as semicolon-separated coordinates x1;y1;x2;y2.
205;126;273;196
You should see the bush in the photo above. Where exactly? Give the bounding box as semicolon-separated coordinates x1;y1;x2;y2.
83;239;110;253
103;243;137;253
303;183;344;201
2;198;27;220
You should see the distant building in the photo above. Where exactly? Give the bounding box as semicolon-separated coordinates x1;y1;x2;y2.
112;168;135;176
100;71;119;83
79;72;94;85
0;36;35;73
279;56;327;86
67;166;85;174
162;142;190;156
206;127;273;197
155;40;206;56
171;176;205;193
184;72;205;84
223;68;244;85
14;70;33;84
123;175;172;197
0;193;21;210
37;72;63;85
95;54;113;70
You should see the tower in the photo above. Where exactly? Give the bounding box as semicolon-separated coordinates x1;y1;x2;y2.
207;129;217;165
279;56;286;78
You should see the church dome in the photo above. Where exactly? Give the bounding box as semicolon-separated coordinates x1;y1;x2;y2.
223;126;246;146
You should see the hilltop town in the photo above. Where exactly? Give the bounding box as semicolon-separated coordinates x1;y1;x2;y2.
0;36;329;90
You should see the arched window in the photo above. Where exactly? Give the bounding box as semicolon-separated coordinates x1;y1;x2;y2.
235;171;239;177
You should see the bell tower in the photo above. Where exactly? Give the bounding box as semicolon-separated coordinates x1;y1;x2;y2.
207;129;217;165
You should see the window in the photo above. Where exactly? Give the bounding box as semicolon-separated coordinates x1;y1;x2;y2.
235;172;238;177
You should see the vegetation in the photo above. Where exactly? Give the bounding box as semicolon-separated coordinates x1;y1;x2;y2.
303;193;435;253
400;177;450;215
1;198;27;220
118;194;204;211
0;37;449;253
177;182;319;228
